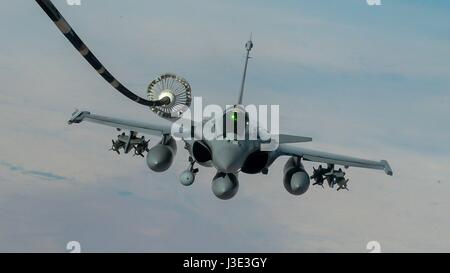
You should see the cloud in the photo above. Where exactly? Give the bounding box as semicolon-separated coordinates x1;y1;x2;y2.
0;160;68;182
117;191;134;197
0;0;449;252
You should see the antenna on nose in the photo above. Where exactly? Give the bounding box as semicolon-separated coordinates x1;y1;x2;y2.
238;33;253;105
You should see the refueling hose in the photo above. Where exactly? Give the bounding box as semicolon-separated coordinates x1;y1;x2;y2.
35;0;169;107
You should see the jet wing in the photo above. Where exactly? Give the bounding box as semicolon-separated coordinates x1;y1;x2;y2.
277;134;312;144
68;110;173;136
277;144;393;176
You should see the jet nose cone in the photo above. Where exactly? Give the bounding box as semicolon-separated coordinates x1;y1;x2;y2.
212;141;246;173
214;155;241;173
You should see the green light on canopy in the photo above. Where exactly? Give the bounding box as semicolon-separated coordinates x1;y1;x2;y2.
231;112;238;121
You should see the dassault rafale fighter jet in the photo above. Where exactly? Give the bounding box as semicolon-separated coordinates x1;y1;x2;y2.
36;0;392;200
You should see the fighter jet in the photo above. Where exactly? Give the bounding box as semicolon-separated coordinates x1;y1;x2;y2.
36;0;393;200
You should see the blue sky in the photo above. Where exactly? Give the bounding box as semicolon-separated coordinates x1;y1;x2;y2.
0;0;449;252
